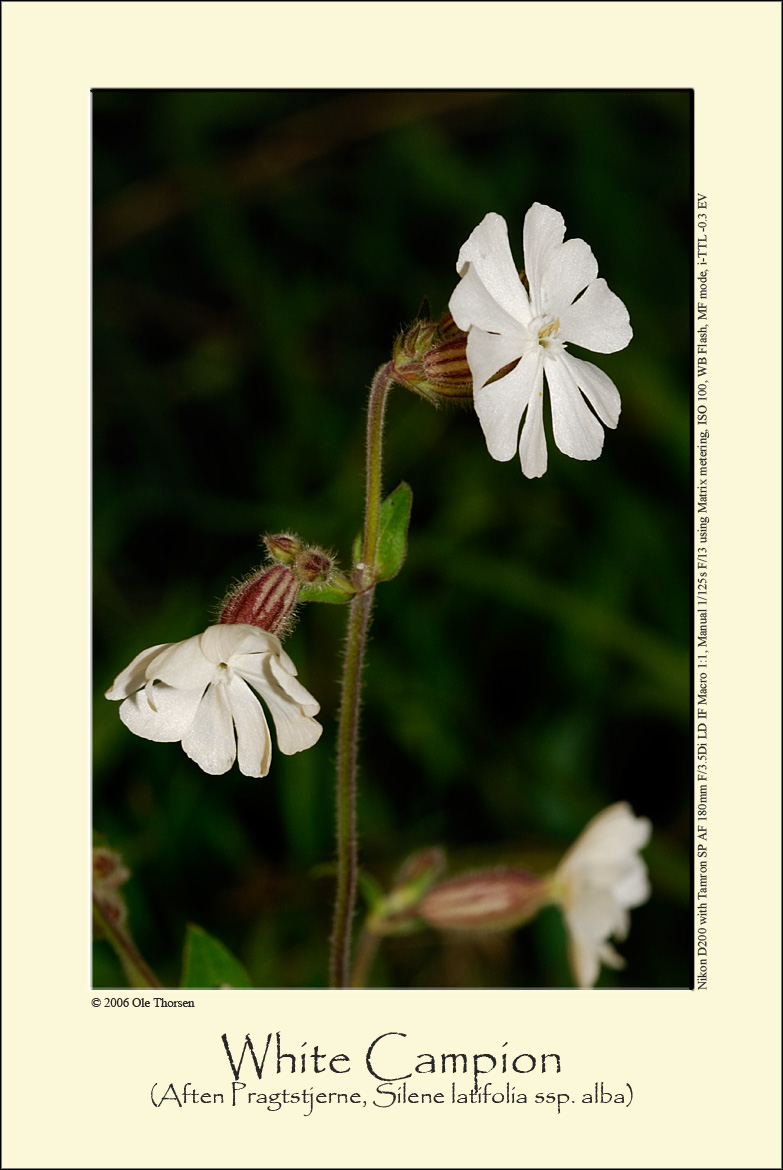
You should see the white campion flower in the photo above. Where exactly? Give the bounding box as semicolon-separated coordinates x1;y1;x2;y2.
449;204;632;478
105;624;322;778
551;802;651;989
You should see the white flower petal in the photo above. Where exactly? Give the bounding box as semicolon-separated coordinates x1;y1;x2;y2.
561;803;652;871
554;803;651;987
200;623;281;664
539;238;598;318
182;683;236;775
449;263;526;337
612;861;651;909
275;643;299;676
267;654;321;717
105;642;173;699
523;204;566;314
610;907;631;944
107;623;322;777
119;683;205;742
453;212;531;324
559;278;632;354
517;358;548;478
598;941;626;971
565;894;629;984
241;658;323;755
578;856;643;893
232;650;272;679
232;638;298;682
451;203;632;480
545;354;607;463
145;635;215;691
465;325;527;393
568;937;600;990
561;353;622;429
474;349;541;463
226;675;272;778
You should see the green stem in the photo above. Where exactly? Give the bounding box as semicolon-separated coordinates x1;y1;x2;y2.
349;927;381;989
361;362;394;577
330;590;373;988
329;362;394;989
92;896;162;989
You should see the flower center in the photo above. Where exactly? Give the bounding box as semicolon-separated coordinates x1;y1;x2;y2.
529;314;561;349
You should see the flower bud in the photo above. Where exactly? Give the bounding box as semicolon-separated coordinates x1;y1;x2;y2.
294;546;334;584
93;847;130;887
218;563;300;637
265;534;335;585
364;848;447;936
392;309;473;406
94;897;127;930
92;846;131;936
419;868;548;933
393;846;447;890
264;533;303;565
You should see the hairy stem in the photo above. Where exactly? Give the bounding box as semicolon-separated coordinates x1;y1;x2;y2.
361;362;394;575
330;589;374;988
349;927;381;989
329;362;393;989
92;896;162;989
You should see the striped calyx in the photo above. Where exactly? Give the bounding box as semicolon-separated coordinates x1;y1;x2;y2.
219;537;336;637
392;309;473;406
218;563;300;637
418;868;548;933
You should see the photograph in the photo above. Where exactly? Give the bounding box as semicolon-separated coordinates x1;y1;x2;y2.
92;88;693;993
5;4;781;1167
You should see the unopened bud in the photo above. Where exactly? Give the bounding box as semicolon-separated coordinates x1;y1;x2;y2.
93;847;130;887
393;846;447;891
265;534;335;585
93;846;131;935
294;546;334;584
264;533;303;565
95;898;127;930
392;310;473;406
419;868;548;933
365;848;447;936
219;563;300;637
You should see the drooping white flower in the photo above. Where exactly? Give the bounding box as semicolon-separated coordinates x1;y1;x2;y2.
449;204;632;478
551;802;651;989
105;624;322;778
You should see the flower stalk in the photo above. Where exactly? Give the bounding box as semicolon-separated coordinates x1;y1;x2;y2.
359;361;395;585
349;927;381;989
92;895;162;990
330;361;394;989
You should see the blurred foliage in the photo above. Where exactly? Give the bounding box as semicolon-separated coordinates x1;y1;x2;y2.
93;89;692;989
180;924;253;990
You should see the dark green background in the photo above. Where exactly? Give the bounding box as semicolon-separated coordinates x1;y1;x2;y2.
93;90;692;989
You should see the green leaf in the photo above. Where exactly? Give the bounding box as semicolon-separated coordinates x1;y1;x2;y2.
351;528;363;567
298;571;356;605
357;870;386;911
350;483;413;582
180;924;253;989
375;482;413;581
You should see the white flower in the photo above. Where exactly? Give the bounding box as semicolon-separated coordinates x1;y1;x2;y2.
105;624;322;778
552;802;651;989
449;204;632;478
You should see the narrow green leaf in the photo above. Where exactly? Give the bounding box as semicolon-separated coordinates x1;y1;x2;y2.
180;923;252;989
298;583;354;604
298;571;356;605
376;481;413;581
357;870;386;911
